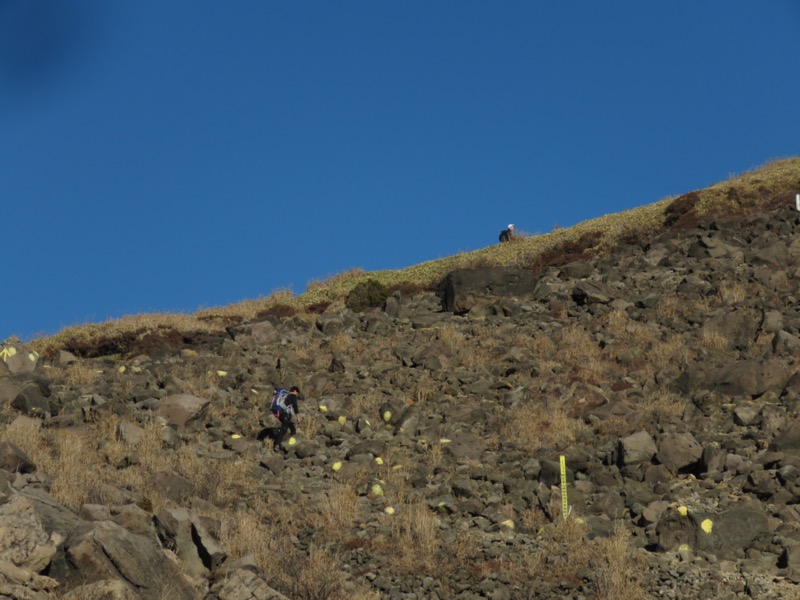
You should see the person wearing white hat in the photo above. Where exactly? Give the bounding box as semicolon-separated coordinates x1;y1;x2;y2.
499;224;515;243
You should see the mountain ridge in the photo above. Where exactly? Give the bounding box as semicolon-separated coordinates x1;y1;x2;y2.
1;156;800;598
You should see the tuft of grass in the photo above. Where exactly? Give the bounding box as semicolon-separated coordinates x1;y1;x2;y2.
591;521;649;600
503;396;591;453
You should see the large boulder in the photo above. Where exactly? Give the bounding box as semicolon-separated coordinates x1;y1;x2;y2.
0;443;36;474
0;339;38;376
703;360;794;398
656;433;703;473
618;431;657;466
65;520;196;599
437;267;538;314
0;494;60;572
157;394;210;433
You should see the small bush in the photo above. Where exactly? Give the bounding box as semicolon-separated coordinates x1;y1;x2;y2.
345;279;388;312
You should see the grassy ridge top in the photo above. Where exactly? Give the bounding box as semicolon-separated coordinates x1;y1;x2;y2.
30;157;800;357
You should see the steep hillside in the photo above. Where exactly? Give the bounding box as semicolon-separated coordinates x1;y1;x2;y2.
2;158;800;599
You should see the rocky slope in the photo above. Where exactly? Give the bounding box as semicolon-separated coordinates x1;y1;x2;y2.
4;177;800;598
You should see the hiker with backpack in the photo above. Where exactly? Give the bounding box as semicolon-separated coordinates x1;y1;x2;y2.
499;224;515;243
270;386;302;451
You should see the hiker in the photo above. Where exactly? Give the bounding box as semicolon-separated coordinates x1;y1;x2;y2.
499;224;515;243
272;386;302;451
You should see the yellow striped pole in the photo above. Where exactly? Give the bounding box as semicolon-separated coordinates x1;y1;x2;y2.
560;455;568;520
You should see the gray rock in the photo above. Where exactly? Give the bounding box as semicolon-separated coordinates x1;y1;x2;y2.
438;267;538;314
656;433;702;473
619;431;657;466
0;443;35;474
157;394;210;433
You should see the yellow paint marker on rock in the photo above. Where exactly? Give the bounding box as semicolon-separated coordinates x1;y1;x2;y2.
288;437;297;446
319;405;328;413
383;410;392;422
678;506;688;516
384;506;395;515
338;416;346;425
375;457;384;465
332;461;342;472
701;519;713;534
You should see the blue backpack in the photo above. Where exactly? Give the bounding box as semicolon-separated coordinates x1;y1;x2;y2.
271;388;291;416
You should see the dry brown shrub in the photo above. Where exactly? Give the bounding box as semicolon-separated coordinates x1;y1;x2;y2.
717;281;749;305
218;502;290;578
329;333;355;355
534;516;594;583
298;413;320;440
604;309;661;346
559;328;607;377
640;390;687;422
349;389;385;417
657;294;711;320
647;334;693;368
384;502;442;575
61;361;103;386
412;372;436;406
450;528;483;562
31;427;100;510
436;324;465;353
180;370;217;398
593;414;642;438
305;483;361;535
288;545;349;600
700;329;730;351
174;451;257;507
503;397;591;453
523;333;558;362
591;522;648;600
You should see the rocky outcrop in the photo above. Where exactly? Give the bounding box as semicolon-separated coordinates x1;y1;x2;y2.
6;193;800;597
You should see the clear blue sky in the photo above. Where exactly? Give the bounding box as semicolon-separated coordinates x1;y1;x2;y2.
2;1;799;342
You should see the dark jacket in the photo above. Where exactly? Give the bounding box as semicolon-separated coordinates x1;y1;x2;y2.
284;392;300;417
499;228;513;243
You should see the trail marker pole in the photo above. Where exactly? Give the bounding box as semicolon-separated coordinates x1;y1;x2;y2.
560;455;568;521
796;194;800;212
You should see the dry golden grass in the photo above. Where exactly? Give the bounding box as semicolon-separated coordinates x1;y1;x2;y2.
604;309;661;346
554;326;612;384
28;158;800;359
298;412;321;440
383;502;442;575
288;545;350;600
49;361;103;386
315;484;361;533
690;157;800;215
591;521;649;600
639;390;688;421
647;334;693;368
716;281;749;305
436;323;466;353
503;397;591;453
700;329;731;351
349;389;386;417
412;372;436;406
305;267;366;293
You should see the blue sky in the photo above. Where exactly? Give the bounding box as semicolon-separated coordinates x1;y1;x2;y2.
2;1;799;342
